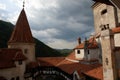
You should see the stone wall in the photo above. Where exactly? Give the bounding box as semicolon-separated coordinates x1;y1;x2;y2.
0;61;26;80
87;49;100;60
92;2;118;33
101;29;117;80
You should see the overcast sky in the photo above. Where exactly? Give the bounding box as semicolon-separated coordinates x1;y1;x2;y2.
0;0;94;49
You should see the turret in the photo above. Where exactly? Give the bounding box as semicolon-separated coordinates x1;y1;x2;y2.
8;8;36;64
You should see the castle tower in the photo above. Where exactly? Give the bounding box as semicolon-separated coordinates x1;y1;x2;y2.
8;8;36;64
101;29;117;80
92;2;119;34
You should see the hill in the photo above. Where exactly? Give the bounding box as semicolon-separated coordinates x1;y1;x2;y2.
0;20;62;57
56;49;73;56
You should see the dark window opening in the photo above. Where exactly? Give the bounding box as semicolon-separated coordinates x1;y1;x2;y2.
77;50;80;54
19;60;22;65
88;50;90;54
11;78;14;80
106;58;109;65
24;49;28;54
100;24;109;31
101;9;107;15
16;77;19;80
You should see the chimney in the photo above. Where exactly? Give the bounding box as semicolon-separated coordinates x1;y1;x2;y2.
78;37;81;44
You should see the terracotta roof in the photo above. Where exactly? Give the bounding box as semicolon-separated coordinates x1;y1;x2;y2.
0;76;7;80
66;52;76;60
8;8;34;43
0;48;26;69
112;27;120;34
27;61;39;68
94;27;120;38
75;43;84;49
88;38;98;49
57;59;102;74
37;57;65;66
92;0;111;5
75;38;98;49
83;66;103;80
13;51;27;61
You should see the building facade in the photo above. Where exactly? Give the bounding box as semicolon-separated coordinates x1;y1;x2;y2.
92;1;120;80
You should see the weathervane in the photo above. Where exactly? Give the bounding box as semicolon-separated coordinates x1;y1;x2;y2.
23;0;25;8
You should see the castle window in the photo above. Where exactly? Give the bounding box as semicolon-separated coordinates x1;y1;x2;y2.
88;50;90;54
101;9;107;15
16;76;19;80
77;50;80;54
105;58;109;65
24;49;28;54
106;24;109;29
19;60;22;65
11;78;15;80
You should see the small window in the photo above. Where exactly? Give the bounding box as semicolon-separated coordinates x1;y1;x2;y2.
24;49;28;54
16;76;19;80
101;9;107;15
11;78;14;80
106;58;109;65
88;50;90;54
77;50;80;54
106;24;109;29
19;60;22;65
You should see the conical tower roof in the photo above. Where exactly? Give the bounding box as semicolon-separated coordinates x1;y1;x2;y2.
8;8;34;43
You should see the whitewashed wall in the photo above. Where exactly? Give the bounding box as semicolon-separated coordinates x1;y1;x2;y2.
75;49;84;59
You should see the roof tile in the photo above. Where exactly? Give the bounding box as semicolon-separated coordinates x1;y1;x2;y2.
112;27;120;34
8;9;34;43
0;48;26;69
37;57;65;66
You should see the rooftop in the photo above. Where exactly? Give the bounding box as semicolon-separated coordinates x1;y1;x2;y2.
8;8;34;43
0;48;26;69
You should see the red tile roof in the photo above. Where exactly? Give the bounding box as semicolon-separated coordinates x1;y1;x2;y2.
83;66;103;80
112;27;120;34
75;43;84;49
8;8;34;43
57;59;102;74
0;48;26;69
13;51;27;61
75;38;98;49
88;38;98;49
37;57;65;66
36;52;102;79
66;52;76;60
27;61;39;68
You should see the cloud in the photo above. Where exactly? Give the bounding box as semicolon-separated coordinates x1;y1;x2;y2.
0;0;94;49
0;3;6;10
47;39;77;49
